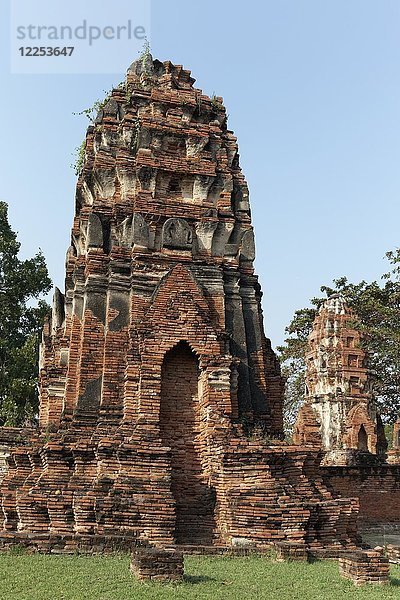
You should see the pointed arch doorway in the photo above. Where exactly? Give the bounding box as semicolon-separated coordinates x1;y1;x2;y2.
357;424;368;451
160;341;216;544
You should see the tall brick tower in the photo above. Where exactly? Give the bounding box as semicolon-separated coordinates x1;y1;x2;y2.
0;57;359;553
39;54;283;437
293;294;387;464
37;53;284;545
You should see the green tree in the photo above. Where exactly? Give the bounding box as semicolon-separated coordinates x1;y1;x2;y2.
278;250;400;432
0;202;51;426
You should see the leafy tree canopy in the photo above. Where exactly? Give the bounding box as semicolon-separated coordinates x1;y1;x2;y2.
0;202;51;425
278;250;400;432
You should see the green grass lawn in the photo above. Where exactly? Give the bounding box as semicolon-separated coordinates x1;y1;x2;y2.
0;552;399;600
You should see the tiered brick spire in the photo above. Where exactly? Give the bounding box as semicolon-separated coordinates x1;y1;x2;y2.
293;294;387;464
39;54;283;435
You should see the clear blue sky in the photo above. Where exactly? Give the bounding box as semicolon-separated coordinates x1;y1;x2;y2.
1;1;399;348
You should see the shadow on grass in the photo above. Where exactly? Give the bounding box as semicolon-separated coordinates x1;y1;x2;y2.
5;545;29;556
306;556;319;564
390;577;400;586
183;574;216;584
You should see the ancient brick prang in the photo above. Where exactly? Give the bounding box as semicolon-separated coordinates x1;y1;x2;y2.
293;295;387;465
0;56;360;552
38;55;283;435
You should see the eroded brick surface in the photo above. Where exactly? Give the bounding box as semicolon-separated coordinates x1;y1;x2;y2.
386;544;400;564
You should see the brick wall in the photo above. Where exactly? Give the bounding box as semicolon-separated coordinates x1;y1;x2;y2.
323;465;400;524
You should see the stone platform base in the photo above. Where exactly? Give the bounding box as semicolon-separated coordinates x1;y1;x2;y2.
0;532;138;554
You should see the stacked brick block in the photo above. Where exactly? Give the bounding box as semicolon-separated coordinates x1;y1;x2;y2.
339;550;389;586
275;542;308;561
130;547;184;581
0;56;360;552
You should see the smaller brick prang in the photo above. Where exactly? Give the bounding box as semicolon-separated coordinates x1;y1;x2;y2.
293;294;387;464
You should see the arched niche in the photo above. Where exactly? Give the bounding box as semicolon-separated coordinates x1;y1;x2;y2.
357;424;368;452
162;218;193;250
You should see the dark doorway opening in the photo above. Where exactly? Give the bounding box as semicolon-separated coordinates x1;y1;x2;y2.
160;341;216;544
357;424;368;451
